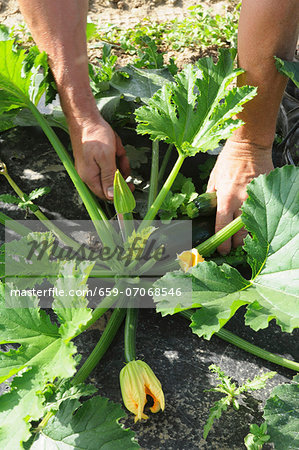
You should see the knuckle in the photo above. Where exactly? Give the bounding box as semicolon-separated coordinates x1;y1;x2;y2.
101;171;115;183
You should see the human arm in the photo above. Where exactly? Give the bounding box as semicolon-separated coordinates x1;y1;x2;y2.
17;0;130;200
207;0;299;254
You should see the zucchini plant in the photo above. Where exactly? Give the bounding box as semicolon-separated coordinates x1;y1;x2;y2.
0;33;298;450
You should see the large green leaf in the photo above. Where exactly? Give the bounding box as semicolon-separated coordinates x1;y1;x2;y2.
110;65;174;102
275;57;299;88
3;232;61;289
0;109;18;131
0;40;48;110
14;107;69;133
135;49;256;156
30;397;139;449
0;284;77;383
52;260;93;341
0;106;68;133
0;259;94;382
154;166;299;338
0;368;46;449
154;262;249;338
263;375;299;449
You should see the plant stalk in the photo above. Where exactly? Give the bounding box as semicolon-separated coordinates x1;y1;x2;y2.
158;144;173;182
72;306;126;385
117;212;134;241
196;216;244;256
124;307;138;363
147;140;159;209
143;153;185;223
27;104;116;248
216;328;299;372
180;311;299;371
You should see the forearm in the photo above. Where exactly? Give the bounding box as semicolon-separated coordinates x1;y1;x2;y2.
17;1;129;201
232;0;299;148
17;0;95;119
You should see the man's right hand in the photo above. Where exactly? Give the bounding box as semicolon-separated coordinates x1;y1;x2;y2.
67;113;131;201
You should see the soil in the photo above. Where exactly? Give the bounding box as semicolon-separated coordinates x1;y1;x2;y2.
0;0;234;28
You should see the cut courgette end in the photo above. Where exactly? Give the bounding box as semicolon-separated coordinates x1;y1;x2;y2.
187;192;217;218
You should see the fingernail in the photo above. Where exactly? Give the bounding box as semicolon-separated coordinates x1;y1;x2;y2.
107;187;114;199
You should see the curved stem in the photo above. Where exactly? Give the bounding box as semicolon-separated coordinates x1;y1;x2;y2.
216;328;299;372
124;307;138;363
196;216;244;256
27;104;116;248
28;104;107;222
72;306;126;385
179;311;299;371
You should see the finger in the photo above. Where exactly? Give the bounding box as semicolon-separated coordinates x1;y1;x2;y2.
86;175;106;200
115;133;131;179
215;202;234;255
206;171;216;193
95;152;117;200
233;227;248;249
76;163;105;199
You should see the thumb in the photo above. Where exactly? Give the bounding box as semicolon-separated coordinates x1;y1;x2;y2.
100;157;117;200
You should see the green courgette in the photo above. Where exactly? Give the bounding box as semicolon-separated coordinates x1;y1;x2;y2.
192;216;215;247
186;192;217;218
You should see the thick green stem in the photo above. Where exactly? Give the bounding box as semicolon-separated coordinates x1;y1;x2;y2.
216;328;299;372
77;292;121;336
196;216;244;256
147;140;159;209
180;311;299;371
72;307;126;385
158;144;173;183
28;104;107;222
143;153;185;223
27;104;116;248
124;307;138;363
117;212;134;241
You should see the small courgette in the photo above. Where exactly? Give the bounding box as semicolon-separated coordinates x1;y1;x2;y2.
186;192;217;219
192;216;215;247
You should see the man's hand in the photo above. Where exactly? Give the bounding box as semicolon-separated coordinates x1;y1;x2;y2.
207;140;274;255
67;112;130;201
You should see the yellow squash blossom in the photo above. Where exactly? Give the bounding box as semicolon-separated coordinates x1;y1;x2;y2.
177;248;204;272
120;360;165;422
